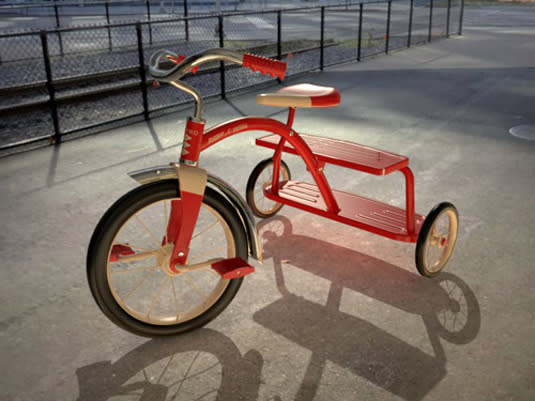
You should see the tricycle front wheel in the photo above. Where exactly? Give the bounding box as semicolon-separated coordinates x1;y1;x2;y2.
415;202;459;277
246;158;291;218
87;180;248;336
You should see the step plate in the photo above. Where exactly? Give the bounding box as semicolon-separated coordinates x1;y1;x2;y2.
267;181;424;242
256;134;409;175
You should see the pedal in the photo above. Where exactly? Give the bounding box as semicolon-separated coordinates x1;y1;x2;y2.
109;244;135;262
211;257;255;279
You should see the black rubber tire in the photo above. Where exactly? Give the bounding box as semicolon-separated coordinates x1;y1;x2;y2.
246;158;291;218
415;202;459;278
87;180;248;337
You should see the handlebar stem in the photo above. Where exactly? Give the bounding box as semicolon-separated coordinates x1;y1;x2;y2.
170;80;204;122
153;49;245;122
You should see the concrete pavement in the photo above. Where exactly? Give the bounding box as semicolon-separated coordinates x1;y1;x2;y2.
1;7;535;401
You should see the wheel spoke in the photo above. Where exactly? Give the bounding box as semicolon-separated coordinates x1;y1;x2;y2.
171;277;180;321
261;170;270;183
147;277;171;320
116;250;158;263
192;219;219;240
123;269;157;302
111;265;159;274
201;268;220;276
188;245;228;264
163;200;169;245
135;215;163;247
115;242;154;253
183;273;207;303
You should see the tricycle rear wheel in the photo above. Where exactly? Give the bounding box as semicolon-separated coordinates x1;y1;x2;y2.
246;158;291;218
415;202;459;277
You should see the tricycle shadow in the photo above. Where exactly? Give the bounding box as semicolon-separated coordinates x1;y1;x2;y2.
76;329;263;401
255;216;480;401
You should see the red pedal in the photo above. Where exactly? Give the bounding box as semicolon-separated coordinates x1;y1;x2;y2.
211;258;255;280
109;244;135;262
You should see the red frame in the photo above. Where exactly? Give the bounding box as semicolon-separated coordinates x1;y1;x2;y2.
170;107;422;266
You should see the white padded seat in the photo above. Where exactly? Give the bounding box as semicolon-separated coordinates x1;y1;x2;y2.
256;83;341;108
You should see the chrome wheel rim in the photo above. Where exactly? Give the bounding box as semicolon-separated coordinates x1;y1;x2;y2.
106;198;235;325
422;208;458;274
253;163;289;216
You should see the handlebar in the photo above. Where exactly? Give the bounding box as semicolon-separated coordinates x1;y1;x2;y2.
149;48;286;83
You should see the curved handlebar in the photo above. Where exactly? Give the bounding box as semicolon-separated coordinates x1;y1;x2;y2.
149;48;286;83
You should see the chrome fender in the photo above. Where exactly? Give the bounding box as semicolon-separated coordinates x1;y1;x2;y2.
128;165;262;262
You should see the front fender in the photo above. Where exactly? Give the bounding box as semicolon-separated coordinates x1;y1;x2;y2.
128;165;262;262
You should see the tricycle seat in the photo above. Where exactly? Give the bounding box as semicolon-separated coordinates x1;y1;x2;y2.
256;83;340;108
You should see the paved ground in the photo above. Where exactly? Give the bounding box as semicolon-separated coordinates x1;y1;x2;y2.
1;7;535;401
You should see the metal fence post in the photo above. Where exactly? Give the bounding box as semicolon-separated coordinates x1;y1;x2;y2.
385;1;391;54
41;31;61;144
277;10;282;61
54;4;61;30
146;0;153;45
408;0;413;47
105;1;112;51
459;0;464;35
54;4;64;56
276;9;282;84
446;0;451;37
320;6;325;71
184;0;190;41
428;0;433;42
218;15;226;99
136;23;149;120
357;3;363;61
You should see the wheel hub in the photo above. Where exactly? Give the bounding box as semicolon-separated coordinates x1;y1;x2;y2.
430;232;448;249
157;243;181;276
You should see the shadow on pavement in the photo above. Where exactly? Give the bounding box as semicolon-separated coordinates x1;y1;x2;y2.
76;329;263;401
254;216;480;401
75;214;480;401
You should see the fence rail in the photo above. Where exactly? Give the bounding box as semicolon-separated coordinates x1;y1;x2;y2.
0;0;464;152
0;0;238;31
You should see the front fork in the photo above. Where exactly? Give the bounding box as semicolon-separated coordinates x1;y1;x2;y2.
166;119;254;278
166;163;207;271
166;118;208;271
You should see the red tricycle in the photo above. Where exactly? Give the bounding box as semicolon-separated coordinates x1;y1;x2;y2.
87;48;458;337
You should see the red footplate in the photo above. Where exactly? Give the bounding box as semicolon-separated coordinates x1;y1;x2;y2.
109;244;135;262
211;258;255;279
256;134;409;175
266;181;425;242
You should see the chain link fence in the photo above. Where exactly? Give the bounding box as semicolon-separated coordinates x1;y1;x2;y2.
0;0;251;33
0;0;465;152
